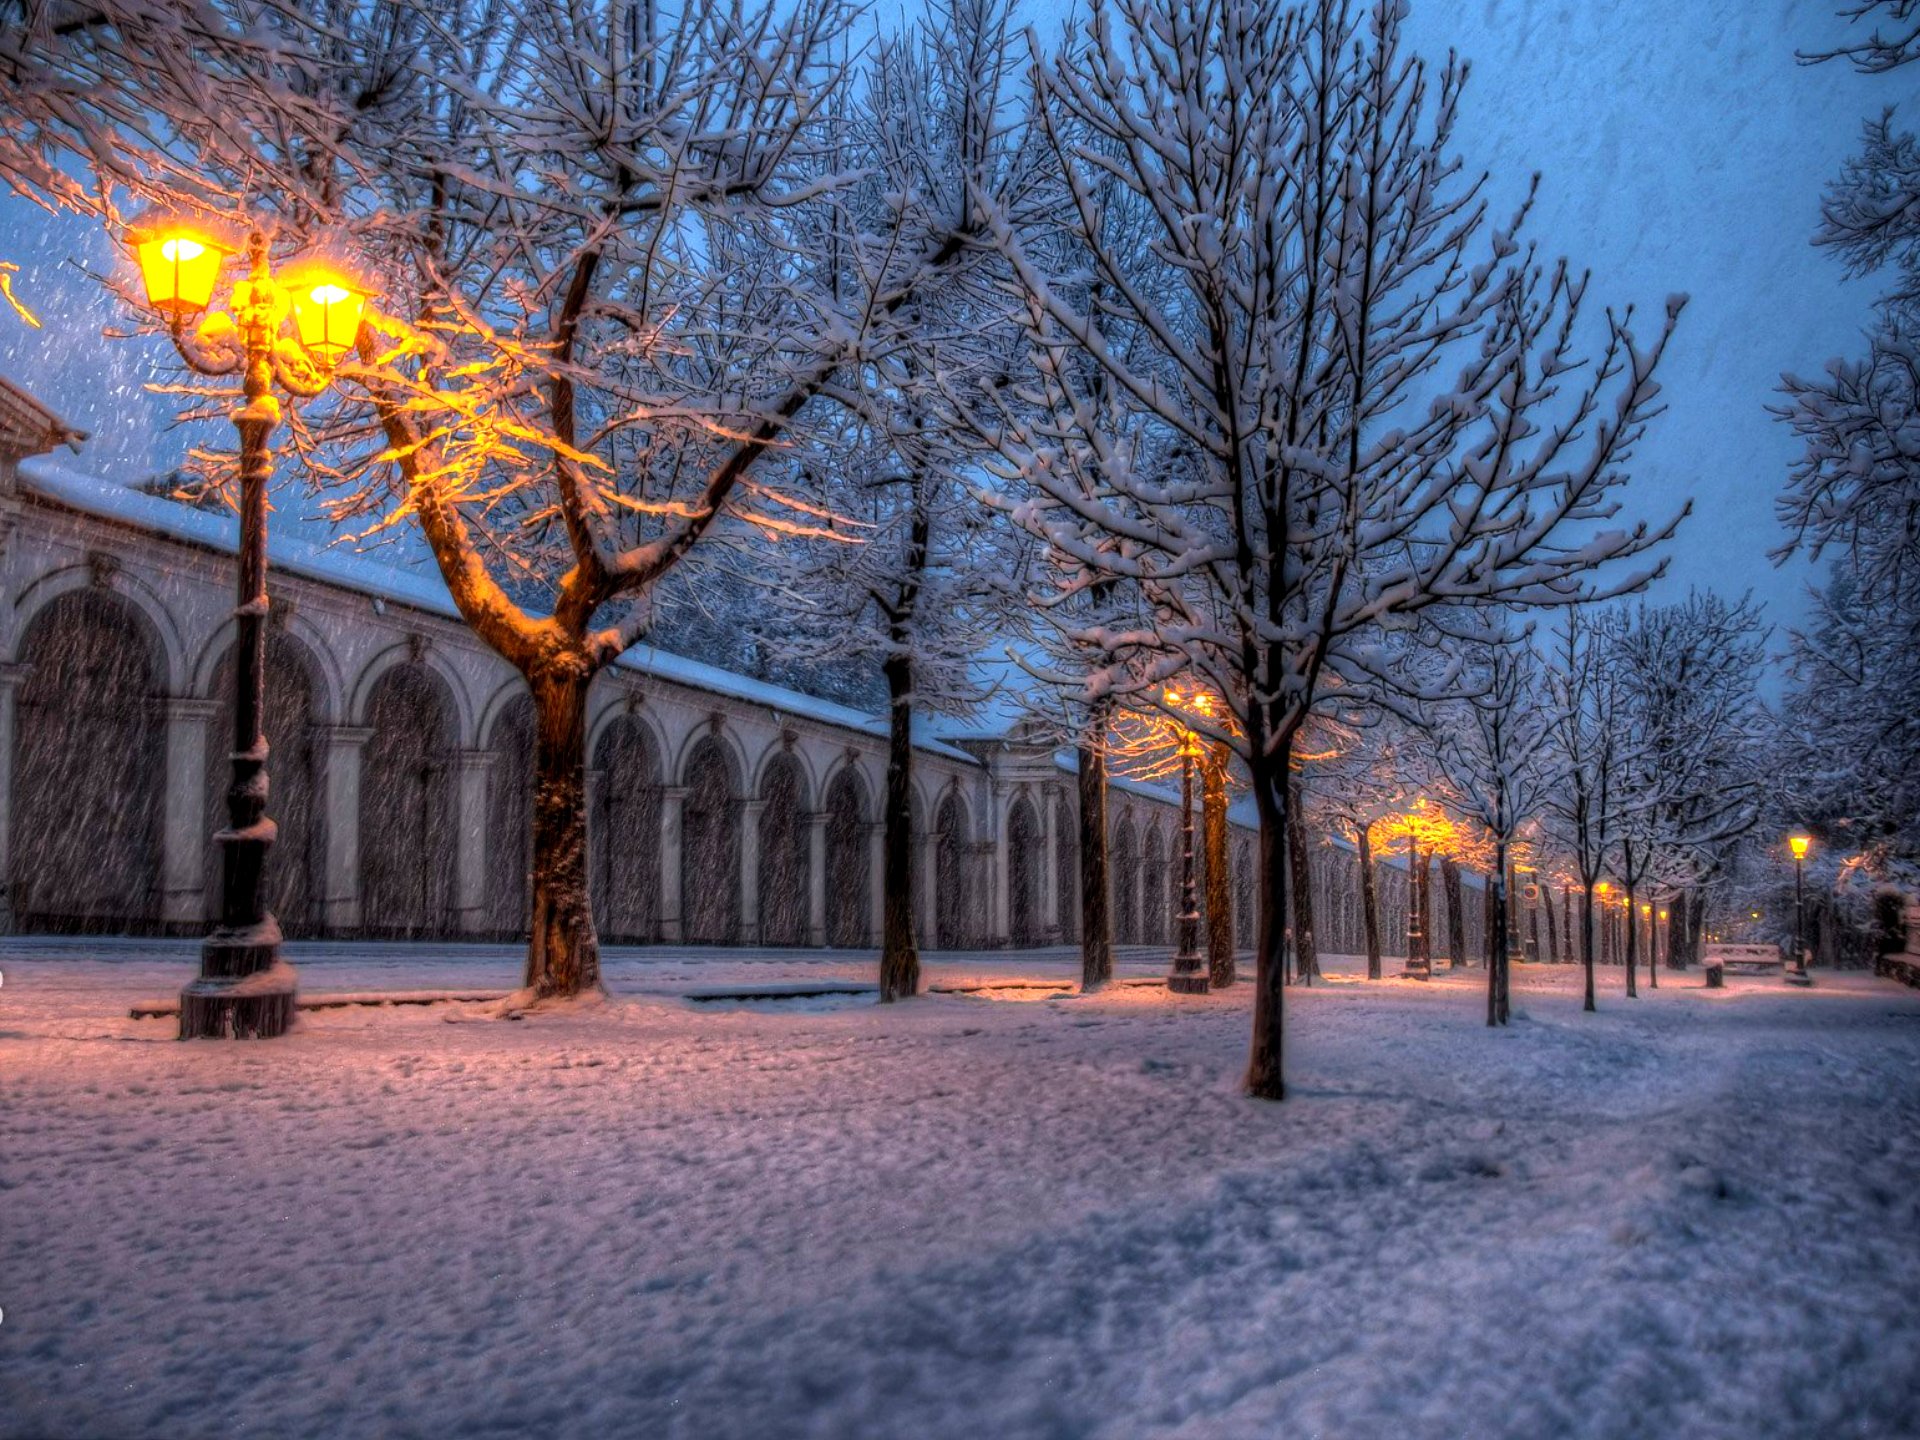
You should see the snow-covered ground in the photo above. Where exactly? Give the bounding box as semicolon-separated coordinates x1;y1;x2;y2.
3;941;1917;1439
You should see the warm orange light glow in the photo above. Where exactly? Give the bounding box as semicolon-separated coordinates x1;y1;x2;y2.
134;228;228;317
290;272;369;364
1641;903;1652;917
1596;881;1610;897
1658;909;1669;922
1788;833;1812;862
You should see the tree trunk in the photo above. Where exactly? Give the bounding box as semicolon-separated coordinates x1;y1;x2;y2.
1203;744;1234;988
1441;857;1465;967
524;663;602;999
1647;900;1659;989
880;653;920;1002
1581;881;1597;1013
1245;742;1292;1100
1489;841;1510;1026
1077;716;1114;992
1286;780;1318;984
1624;878;1638;998
1358;821;1381;980
1542;881;1560;965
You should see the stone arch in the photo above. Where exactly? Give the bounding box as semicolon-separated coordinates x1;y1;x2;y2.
201;628;326;936
349;640;474;747
11;561;187;694
934;789;972;950
1113;812;1139;945
485;688;535;937
593;712;662;943
1235;839;1255;951
191;606;345;726
1053;786;1078;945
358;662;458;936
1144;822;1168;946
824;765;871;948
680;735;740;943
758;750;810;947
11;587;166;931
1007;792;1042;947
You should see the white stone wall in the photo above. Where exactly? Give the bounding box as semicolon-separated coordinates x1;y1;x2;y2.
0;480;1201;949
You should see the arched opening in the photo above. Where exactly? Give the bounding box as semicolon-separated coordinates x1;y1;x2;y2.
1007;794;1041;946
1235;840;1254;951
485;692;534;938
758;753;809;946
1054;788;1078;945
12;588;164;932
204;628;323;936
681;736;739;943
359;662;456;937
824;766;870;948
592;714;662;943
935;791;971;950
1113;814;1138;944
1144;824;1167;946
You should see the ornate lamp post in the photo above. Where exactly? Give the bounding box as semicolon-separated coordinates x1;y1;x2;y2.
1402;811;1429;980
1788;832;1813;985
1164;689;1208;995
131;222;370;1039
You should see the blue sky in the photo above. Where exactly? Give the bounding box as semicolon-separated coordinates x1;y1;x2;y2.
0;0;1892;645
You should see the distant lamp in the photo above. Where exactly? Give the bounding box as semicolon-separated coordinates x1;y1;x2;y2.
289;273;369;364
1788;833;1812;862
134;228;229;319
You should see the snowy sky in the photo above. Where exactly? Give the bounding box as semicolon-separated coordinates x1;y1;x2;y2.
0;0;1891;647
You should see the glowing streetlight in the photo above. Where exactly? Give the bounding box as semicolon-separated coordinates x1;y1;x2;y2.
1787;832;1813;985
1162;687;1208;995
132;221;373;1039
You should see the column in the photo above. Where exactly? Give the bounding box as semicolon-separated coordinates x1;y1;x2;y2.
989;786;1011;946
658;785;686;942
159;697;220;932
806;809;828;946
0;663;21;932
867;820;885;947
739;798;764;946
1041;787;1062;943
451;748;497;935
318;725;372;935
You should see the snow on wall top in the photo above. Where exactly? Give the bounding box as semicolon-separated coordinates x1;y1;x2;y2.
15;454;978;765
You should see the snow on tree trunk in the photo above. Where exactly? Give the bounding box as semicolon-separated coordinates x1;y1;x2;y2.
881;653;920;1003
1286;780;1318;985
1077;727;1114;992
1581;883;1598;1013
525;664;601;999
1358;822;1382;981
1245;750;1292;1101
1625;878;1639;998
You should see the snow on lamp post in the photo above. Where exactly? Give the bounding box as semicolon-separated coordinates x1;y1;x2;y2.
1163;689;1209;995
131;222;371;1039
1788;832;1813;985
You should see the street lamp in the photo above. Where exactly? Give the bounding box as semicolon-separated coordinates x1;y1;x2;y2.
1788;832;1813;984
1163;689;1208;995
131;221;372;1039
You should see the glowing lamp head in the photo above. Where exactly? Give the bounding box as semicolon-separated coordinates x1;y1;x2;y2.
290;274;369;365
134;229;228;318
1642;903;1652;918
1596;881;1610;897
1659;909;1669;922
1788;833;1812;862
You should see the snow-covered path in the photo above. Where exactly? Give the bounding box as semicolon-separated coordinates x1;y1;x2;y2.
3;948;1917;1439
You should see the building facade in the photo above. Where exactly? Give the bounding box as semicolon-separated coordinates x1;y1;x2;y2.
0;379;1258;951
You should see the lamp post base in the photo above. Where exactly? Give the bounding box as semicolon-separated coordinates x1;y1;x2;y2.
1167;952;1210;994
180;957;298;1039
1401;959;1431;981
1785;968;1813;988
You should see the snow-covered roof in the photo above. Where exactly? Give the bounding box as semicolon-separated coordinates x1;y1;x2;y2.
16;454;978;765
0;375;85;456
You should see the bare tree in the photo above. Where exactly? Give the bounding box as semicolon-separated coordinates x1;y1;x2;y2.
3;0;1009;999
961;0;1681;1097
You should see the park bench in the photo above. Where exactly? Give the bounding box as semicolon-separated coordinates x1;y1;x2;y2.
1703;943;1784;987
